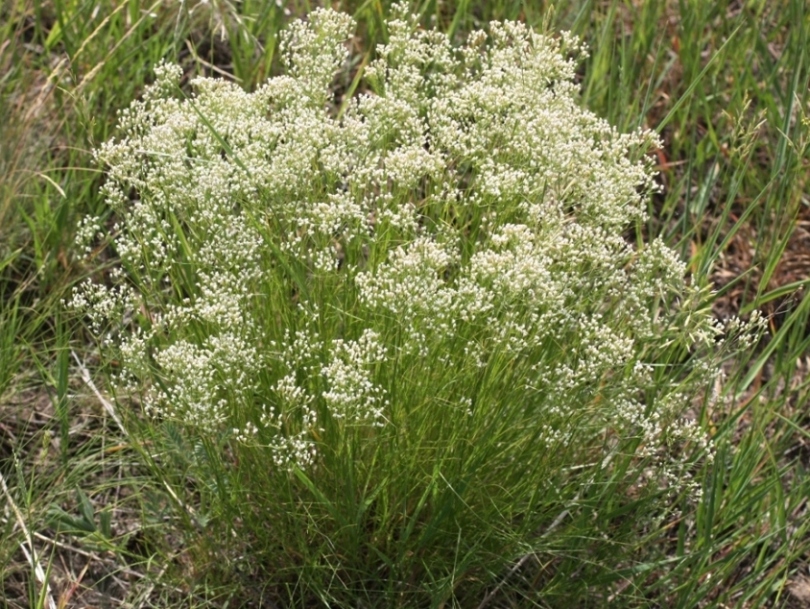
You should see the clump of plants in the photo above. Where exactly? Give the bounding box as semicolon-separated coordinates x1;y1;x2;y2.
71;5;764;606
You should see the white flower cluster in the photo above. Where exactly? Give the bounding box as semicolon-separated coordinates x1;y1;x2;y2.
322;329;389;424
71;4;762;482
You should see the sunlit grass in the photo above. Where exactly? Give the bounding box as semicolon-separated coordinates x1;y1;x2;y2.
0;0;808;607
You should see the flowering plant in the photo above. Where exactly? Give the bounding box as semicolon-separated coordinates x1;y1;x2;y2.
71;5;763;604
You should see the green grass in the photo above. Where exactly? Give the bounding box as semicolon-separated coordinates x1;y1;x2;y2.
1;0;808;607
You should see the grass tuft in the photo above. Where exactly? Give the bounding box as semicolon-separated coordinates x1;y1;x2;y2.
1;1;808;607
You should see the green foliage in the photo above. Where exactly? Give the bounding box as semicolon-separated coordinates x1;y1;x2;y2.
67;5;783;607
0;0;808;607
